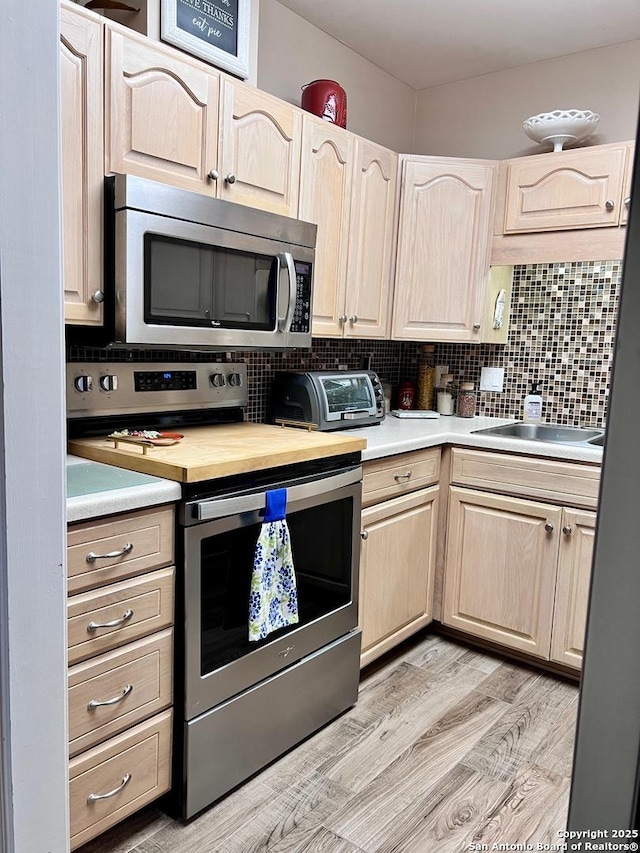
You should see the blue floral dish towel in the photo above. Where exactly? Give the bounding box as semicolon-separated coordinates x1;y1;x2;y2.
249;488;299;642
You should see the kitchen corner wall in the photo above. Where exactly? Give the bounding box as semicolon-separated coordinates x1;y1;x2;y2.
434;259;622;429
67;259;621;429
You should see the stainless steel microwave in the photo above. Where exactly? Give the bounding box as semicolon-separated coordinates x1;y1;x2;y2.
109;174;316;350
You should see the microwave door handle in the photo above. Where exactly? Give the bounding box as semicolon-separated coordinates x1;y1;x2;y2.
277;252;296;333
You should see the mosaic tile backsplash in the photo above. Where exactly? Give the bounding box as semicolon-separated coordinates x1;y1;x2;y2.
67;260;621;428
434;260;621;428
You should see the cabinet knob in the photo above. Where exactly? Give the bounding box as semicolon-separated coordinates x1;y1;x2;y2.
563;525;573;536
338;315;348;325
360;530;369;540
91;290;104;304
625;196;631;206
544;522;554;533
207;169;219;181
605;199;615;210
349;315;359;324
473;322;481;331
225;173;237;184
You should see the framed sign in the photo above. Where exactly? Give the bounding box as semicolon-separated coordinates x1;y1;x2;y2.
161;0;250;79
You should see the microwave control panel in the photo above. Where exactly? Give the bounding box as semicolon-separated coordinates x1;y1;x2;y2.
291;262;312;334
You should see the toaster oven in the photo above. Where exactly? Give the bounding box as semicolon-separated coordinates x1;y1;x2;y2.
270;370;385;431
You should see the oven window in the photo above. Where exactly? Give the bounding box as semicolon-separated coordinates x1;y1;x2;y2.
144;234;277;330
200;497;353;676
320;376;374;414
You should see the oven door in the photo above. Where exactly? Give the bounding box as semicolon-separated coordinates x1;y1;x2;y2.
182;467;362;720
115;209;314;349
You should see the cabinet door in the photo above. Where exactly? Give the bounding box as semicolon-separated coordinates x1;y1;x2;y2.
218;79;302;216
443;487;561;658
106;25;220;194
60;7;104;326
359;486;439;666
503;146;627;232
299;117;354;338
392;158;495;342
550;508;596;669
345;139;398;339
620;143;635;226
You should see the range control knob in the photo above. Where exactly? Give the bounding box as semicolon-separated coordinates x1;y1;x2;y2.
73;374;93;393
210;372;226;388
228;372;243;387
99;374;118;392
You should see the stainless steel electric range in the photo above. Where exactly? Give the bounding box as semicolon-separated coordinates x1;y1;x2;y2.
67;361;363;819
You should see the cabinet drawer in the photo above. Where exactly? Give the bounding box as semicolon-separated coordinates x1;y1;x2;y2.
362;448;440;506
68;567;174;664
69;709;172;850
68;505;174;594
69;628;173;757
451;448;600;508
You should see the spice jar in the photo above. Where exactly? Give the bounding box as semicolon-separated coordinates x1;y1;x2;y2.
436;375;454;415
416;344;435;410
397;380;415;410
457;381;477;418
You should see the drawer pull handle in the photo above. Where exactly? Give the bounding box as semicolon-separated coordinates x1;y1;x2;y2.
86;609;134;633
87;683;133;711
87;773;132;804
394;471;413;482
86;543;134;563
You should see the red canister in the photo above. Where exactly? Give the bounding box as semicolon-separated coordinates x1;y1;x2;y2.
301;80;347;128
396;381;415;410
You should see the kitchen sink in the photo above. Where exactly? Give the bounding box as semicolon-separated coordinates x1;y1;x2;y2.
472;422;604;444
588;433;606;447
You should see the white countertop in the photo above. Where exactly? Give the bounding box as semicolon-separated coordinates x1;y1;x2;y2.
67;455;182;523
67;416;603;522
347;415;604;464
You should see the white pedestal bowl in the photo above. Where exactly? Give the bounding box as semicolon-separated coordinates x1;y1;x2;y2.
522;110;600;152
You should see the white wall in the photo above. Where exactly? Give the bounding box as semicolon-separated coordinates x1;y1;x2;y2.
414;40;640;159
257;0;416;152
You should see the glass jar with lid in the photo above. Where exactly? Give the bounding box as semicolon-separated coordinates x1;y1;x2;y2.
457;381;477;418
436;375;455;415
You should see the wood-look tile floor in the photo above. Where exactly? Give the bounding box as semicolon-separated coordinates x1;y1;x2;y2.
79;632;579;853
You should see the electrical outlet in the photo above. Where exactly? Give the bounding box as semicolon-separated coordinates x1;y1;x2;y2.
480;367;505;392
435;365;449;387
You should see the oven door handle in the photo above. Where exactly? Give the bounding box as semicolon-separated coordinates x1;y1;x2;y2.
193;467;361;521
276;252;296;333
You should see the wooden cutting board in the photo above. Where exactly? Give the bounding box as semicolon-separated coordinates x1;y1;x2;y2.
68;423;367;483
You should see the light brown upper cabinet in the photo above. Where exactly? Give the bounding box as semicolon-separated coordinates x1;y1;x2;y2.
344;139;398;339
392;157;496;343
503;143;629;232
299;116;354;337
218;79;302;217
106;24;221;196
106;25;301;217
305;128;398;339
620;144;635;226
60;3;104;326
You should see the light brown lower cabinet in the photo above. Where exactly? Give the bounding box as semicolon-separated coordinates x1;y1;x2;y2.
443;486;595;669
69;709;172;850
67;504;176;849
359;485;439;667
550;508;596;668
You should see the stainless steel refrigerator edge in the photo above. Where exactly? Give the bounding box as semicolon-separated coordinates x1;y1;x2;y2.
568;108;640;833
